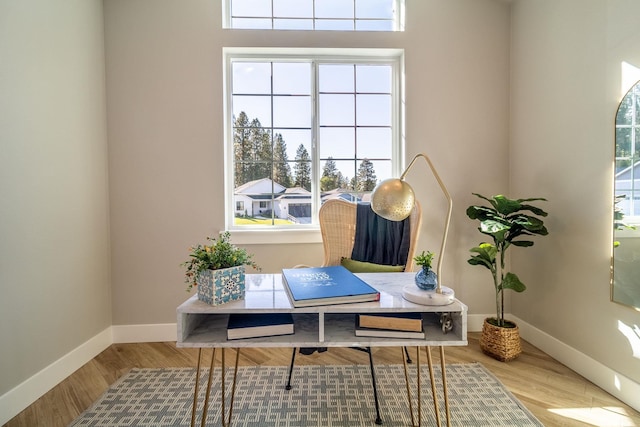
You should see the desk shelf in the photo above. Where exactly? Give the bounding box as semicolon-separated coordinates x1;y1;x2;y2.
177;273;467;349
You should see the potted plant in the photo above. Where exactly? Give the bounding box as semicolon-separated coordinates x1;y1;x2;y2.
414;250;437;290
466;193;549;361
182;231;260;305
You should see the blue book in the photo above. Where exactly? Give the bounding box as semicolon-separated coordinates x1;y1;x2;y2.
227;313;294;340
281;266;380;307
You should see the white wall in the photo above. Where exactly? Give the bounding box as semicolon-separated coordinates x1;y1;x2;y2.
104;0;511;325
0;0;111;404
510;0;640;387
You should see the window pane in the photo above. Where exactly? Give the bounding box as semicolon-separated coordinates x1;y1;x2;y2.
615;127;632;158
273;63;311;94
277;129;312;160
356;94;391;126
273;96;312;127
635;87;640;124
315;19;354;31
356;65;391;93
319;65;354;92
233;95;272;127
319;94;355;125
362;159;391;182
232;0;272;17
233;63;272;94
320;128;355;158
355;20;394;31
356;0;394;19
617;93;634;125
274;19;313;30
273;0;312;17
357;128;392;158
316;0;354;18
232;18;273;29
332;160;359;187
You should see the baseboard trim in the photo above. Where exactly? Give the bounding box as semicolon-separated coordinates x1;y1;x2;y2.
512;315;640;413
0;327;112;425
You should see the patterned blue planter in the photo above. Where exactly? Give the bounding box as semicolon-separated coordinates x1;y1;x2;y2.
197;266;245;305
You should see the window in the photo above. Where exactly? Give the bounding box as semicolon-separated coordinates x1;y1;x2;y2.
225;0;404;31
236;201;244;211
225;50;403;231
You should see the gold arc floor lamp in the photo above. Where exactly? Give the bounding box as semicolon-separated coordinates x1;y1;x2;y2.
370;153;455;306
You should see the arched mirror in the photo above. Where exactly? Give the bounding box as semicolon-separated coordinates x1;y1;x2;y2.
613;79;640;309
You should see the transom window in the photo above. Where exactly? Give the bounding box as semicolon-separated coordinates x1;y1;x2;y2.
225;50;402;230
225;0;404;31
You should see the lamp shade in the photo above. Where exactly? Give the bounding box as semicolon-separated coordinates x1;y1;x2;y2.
370;178;416;221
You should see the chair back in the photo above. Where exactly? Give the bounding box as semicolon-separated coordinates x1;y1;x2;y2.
319;198;422;272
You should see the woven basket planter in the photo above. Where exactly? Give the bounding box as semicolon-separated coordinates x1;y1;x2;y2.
479;318;522;362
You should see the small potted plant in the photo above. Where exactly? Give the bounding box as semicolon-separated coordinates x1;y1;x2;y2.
182;231;260;305
414;250;437;290
466;193;548;361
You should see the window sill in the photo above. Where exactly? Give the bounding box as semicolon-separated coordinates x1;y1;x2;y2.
227;228;322;245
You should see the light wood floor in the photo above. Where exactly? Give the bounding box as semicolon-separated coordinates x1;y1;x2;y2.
5;333;640;426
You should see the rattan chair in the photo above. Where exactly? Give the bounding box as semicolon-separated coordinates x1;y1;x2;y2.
285;198;422;425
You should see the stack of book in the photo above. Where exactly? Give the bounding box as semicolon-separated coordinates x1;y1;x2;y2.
355;312;425;339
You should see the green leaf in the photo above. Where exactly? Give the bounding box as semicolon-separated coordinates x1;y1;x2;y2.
511;240;534;247
469;243;497;262
492;195;522;215
468;256;493;270
518;203;548;217
501;272;526;292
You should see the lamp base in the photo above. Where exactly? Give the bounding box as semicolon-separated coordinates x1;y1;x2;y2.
402;285;455;306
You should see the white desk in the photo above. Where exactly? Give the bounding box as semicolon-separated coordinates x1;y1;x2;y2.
177;273;468;427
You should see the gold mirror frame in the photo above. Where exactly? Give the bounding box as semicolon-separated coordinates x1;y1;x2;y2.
612;79;640;310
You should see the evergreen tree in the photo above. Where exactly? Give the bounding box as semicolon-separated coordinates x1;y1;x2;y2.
320;157;340;191
293;144;312;191
249;118;272;181
356;159;377;191
233;112;252;187
273;133;293;187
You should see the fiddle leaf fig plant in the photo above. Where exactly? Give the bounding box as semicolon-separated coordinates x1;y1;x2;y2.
466;194;549;327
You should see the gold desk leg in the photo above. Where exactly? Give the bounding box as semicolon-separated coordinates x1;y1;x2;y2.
426;346;442;427
440;346;450;427
401;347;416;427
225;348;241;425
416;347;422;426
200;348;216;427
220;348;241;427
191;348;203;427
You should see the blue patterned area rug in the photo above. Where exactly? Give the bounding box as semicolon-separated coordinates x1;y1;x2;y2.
69;363;542;426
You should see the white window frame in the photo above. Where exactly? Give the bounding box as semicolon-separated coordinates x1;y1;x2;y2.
223;48;405;243
222;0;405;32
